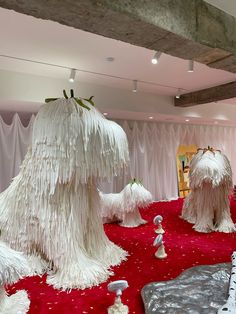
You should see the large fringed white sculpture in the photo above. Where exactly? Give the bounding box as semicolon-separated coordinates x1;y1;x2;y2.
182;147;235;233
0;93;130;290
100;179;152;228
0;241;30;313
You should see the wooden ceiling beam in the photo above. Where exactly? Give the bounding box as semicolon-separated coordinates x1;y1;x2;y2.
1;1;236;72
175;81;236;107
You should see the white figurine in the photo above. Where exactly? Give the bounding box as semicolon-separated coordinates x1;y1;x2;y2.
153;234;167;259
108;280;129;314
182;147;235;233
0;241;30;314
153;215;165;234
217;252;236;313
101;179;152;228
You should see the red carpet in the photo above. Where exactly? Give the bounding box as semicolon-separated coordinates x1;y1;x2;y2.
7;199;236;313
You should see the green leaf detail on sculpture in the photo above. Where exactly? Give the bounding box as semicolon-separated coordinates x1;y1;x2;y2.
129;178;143;186
44;89;94;111
63;89;68;99
74;98;91;111
83;96;95;107
45;98;58;103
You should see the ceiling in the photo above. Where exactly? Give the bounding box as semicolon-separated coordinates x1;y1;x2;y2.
0;6;236;99
204;0;236;17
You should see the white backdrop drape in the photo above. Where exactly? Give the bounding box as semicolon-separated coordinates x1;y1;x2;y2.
1;114;236;201
0;114;34;192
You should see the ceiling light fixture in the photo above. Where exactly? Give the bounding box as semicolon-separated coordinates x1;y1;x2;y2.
175;88;182;99
69;68;76;82
185;119;190;122
106;57;115;62
151;51;162;64
132;80;138;92
188;60;194;72
103;112;108;116
149;116;154;120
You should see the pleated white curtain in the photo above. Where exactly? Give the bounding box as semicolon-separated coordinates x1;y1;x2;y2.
0;114;34;192
1;114;236;201
113;121;236;201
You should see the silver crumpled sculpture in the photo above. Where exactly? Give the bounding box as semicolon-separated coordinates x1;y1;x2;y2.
141;263;231;314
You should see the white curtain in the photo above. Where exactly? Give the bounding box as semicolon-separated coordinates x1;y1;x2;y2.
114;121;236;201
0;114;34;192
1;114;236;201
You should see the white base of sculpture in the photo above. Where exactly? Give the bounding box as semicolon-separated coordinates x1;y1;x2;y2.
182;184;236;233
155;224;165;234
108;296;129;314
155;244;167;259
0;288;30;314
119;208;147;228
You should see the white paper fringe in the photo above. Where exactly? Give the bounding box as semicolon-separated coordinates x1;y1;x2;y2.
0;98;130;290
100;182;152;227
0;242;30;314
0;241;30;285
0;289;30;314
182;150;235;233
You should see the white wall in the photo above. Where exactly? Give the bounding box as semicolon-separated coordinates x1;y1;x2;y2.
1;69;236;124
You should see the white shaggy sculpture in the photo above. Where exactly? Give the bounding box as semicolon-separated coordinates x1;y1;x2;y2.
0;241;30;314
0;92;130;290
100;179;152;227
182;147;235;233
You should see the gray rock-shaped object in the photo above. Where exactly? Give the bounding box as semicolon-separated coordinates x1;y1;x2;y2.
141;263;231;313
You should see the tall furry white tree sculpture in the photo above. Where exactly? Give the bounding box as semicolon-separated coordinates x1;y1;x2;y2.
100;179;152;228
0;91;130;290
182;147;235;233
0;241;30;313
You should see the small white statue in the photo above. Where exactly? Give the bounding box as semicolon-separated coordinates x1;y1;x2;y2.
101;179;153;228
153;234;167;259
107;280;129;314
217;252;236;313
153;215;165;234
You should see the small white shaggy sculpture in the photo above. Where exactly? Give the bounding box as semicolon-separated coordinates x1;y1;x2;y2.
182;147;235;233
0;91;130;290
100;179;152;228
0;241;30;314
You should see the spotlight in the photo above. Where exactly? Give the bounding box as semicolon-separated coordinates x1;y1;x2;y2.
103;112;108;116
175;88;182;99
149;116;154;120
132;80;138;92
188;60;194;72
151;51;162;64
69;68;76;82
185;119;190;122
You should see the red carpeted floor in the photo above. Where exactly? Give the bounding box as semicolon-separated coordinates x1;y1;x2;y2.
7;199;236;313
